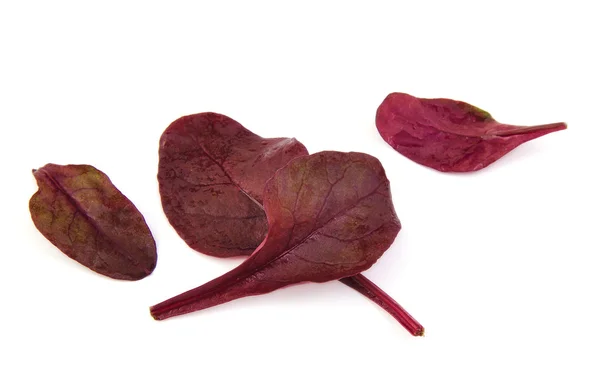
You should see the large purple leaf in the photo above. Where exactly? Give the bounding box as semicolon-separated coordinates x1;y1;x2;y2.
150;151;402;319
158;116;422;334
158;112;308;257
376;92;567;172
29;164;157;280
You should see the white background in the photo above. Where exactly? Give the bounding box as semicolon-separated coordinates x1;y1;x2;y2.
1;1;598;381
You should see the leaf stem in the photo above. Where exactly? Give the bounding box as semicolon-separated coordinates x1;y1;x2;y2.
150;272;425;337
340;274;424;336
490;122;567;137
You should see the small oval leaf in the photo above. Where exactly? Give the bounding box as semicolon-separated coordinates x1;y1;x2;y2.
29;164;157;280
376;92;567;172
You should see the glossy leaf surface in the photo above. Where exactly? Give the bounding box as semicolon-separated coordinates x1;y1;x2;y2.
376;92;567;172
151;151;401;319
29;164;157;280
158;112;308;257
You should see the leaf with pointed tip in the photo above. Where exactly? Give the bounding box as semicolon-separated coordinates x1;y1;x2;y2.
29;164;157;280
158;112;308;257
150;151;401;320
376;92;567;172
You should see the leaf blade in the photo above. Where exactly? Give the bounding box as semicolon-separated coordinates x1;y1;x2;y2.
158;112;308;257
376;92;567;172
150;151;401;319
29;164;157;280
